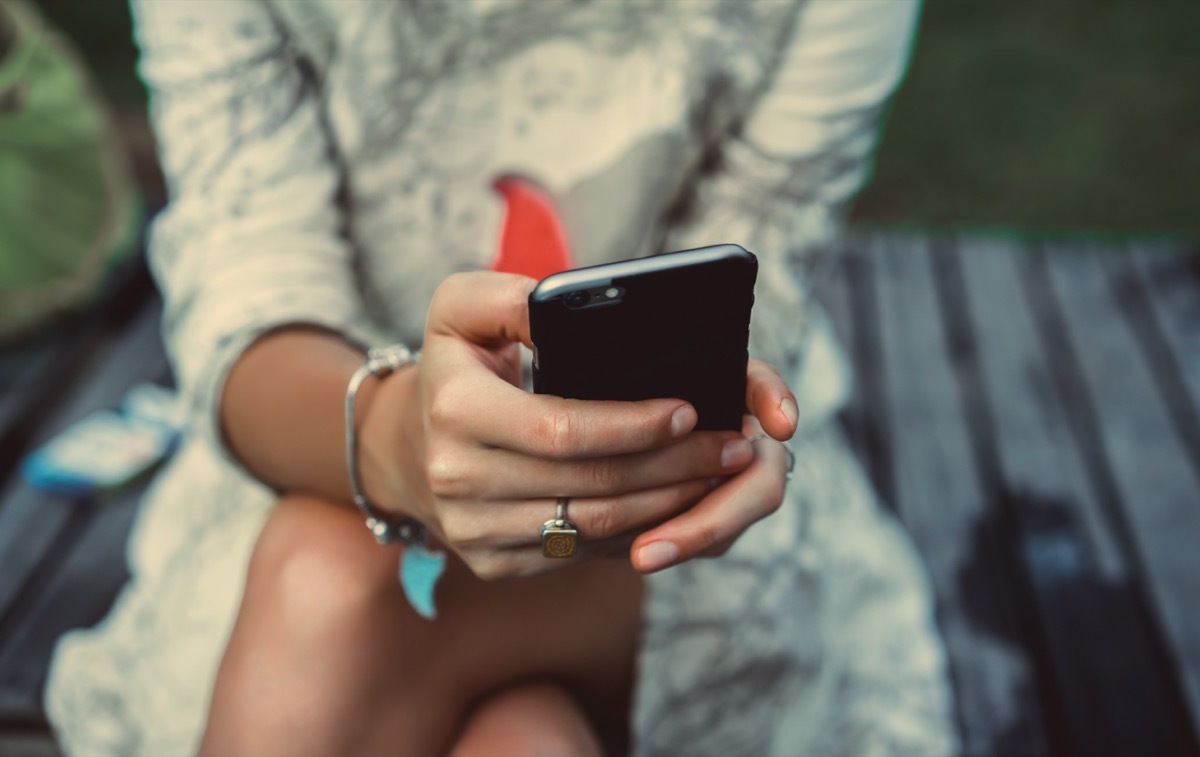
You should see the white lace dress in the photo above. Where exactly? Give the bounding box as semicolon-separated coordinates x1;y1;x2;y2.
46;2;959;754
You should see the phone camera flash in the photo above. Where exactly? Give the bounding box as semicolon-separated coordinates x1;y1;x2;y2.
605;287;619;299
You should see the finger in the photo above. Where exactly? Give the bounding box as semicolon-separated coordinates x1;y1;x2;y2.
422;272;703;458
629;431;791;573
427;271;538;348
436;479;715;551
452;512;679;580
426;431;754;500
424;370;700;459
746;359;798;442
471;528;647;578
451;539;638;580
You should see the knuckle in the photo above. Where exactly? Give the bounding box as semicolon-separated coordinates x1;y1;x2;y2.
424;449;471;499
469;554;510;582
696;541;721;559
693;522;723;553
426;385;464;430
763;467;789;512
535;407;578;458
435;272;470;301
588;501;620;538
427;276;460;321
767;480;787;512
506;274;536;307
585;456;624;492
707;541;733;558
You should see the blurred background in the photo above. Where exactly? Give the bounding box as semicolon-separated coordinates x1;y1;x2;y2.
3;2;1199;755
33;0;1200;236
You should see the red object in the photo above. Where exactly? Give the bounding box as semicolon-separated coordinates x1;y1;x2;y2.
491;176;573;279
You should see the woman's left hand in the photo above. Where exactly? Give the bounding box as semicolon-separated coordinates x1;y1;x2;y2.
629;358;799;573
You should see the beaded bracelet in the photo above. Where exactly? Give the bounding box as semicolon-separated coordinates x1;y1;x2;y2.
344;344;445;619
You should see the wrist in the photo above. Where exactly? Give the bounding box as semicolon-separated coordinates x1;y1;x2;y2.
356;351;426;522
346;346;448;621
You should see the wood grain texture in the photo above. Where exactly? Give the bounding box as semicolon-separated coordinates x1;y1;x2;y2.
867;232;1049;756
0;298;165;621
1129;242;1200;478
1043;243;1200;736
954;237;1124;577
954;238;1195;753
818;250;870;482
0;258;155;494
0;487;143;714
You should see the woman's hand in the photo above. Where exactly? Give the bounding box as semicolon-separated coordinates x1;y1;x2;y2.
630;359;799;573
359;272;761;579
360;272;799;579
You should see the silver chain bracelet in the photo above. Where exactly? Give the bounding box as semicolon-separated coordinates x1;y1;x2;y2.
344;344;425;545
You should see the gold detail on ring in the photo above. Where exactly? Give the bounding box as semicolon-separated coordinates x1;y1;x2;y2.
541;524;578;558
542;497;577;558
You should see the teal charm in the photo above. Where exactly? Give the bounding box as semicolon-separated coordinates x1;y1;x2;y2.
400;544;446;620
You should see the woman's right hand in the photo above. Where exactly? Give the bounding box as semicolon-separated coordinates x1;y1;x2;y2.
357;271;756;580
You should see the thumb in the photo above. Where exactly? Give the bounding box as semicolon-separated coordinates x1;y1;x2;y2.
427;271;537;349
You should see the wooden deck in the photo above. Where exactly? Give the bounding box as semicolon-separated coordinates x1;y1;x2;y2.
823;232;1200;755
0;258;166;751
1;232;1198;755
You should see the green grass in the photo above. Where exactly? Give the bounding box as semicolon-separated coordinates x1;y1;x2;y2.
34;0;1200;237
852;2;1200;237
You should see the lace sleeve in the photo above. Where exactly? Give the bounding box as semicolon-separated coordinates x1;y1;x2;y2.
131;0;373;459
666;0;921;424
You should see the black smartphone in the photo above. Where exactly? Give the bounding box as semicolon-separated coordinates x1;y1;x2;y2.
528;244;757;431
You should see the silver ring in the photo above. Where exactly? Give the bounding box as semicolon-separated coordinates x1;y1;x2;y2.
542;496;578;558
747;433;796;481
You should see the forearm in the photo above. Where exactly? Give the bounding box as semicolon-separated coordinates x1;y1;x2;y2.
220;327;379;503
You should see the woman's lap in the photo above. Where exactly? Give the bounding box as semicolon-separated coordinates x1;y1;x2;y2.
45;424;958;756
203;493;641;755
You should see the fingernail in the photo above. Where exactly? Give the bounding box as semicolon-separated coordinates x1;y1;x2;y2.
638;541;679;572
671;405;697;437
721;439;753;467
780;397;798;426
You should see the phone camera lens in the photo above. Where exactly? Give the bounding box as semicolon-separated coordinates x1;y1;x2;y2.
565;291;590;308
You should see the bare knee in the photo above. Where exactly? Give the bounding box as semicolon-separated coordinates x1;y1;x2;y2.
203;496;434;755
451;682;603;757
246;494;407;636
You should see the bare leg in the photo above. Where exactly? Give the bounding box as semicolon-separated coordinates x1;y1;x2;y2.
200;495;642;756
451;682;603;757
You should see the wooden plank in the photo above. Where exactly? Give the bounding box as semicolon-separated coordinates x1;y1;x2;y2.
954;237;1126;576
953;236;1195;753
0;297;166;623
1128;242;1200;476
0;485;143;715
836;237;894;507
0;256;155;488
817;245;871;476
0;331;96;489
868;231;1048;755
1043;244;1200;736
